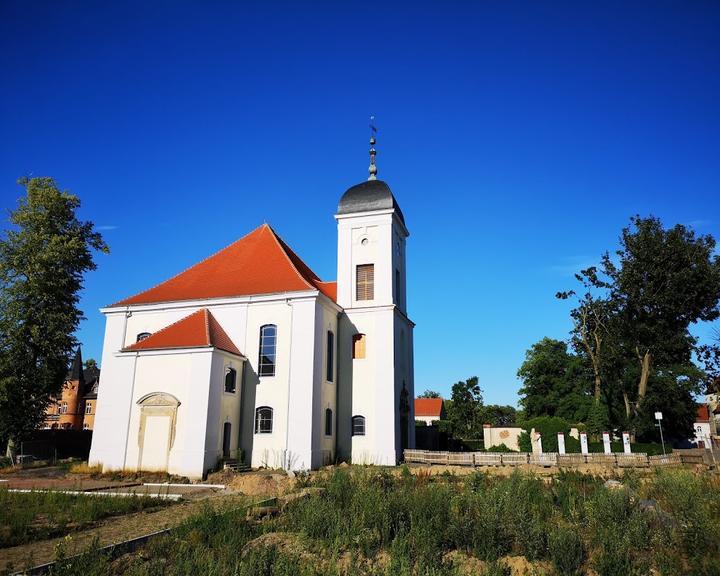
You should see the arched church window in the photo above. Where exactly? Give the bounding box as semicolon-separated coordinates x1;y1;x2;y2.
325;408;333;436
258;325;277;377
136;332;151;342
352;415;365;436
255;406;273;434
224;367;237;393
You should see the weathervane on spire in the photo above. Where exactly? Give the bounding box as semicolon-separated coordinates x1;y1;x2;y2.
368;115;378;181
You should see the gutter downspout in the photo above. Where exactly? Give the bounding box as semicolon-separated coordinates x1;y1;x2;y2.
283;299;295;470
122;352;139;470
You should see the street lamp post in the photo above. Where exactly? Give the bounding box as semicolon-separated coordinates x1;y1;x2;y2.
655;412;666;456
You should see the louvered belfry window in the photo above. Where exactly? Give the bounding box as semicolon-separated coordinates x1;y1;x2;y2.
356;264;374;301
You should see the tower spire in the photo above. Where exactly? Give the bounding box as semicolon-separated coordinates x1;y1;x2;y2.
368;115;377;181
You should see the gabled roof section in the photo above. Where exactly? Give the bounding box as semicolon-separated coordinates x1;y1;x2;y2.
123;309;243;356
110;223;337;307
415;398;444;418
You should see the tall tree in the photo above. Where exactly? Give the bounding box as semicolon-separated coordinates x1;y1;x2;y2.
517;337;593;422
603;217;720;417
446;376;483;439
0;177;107;457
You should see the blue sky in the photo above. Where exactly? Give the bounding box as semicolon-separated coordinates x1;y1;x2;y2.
1;1;718;406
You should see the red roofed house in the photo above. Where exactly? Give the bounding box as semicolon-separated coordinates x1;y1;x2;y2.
89;144;416;478
693;404;714;448
415;398;446;425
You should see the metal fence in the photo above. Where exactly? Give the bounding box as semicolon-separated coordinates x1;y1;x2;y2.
404;449;708;468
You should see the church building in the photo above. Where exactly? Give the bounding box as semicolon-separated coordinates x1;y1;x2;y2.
89;140;415;478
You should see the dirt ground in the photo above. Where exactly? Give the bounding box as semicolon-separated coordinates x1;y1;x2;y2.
208;468;296;497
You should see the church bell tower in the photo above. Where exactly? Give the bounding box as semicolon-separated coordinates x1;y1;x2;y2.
335;122;415;465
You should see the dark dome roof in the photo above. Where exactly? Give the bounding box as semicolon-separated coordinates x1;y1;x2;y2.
337;179;405;224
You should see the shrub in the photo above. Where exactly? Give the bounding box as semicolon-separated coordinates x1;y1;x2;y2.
486;443;515;453
519;416;571;452
549;524;585;576
68;462;103;475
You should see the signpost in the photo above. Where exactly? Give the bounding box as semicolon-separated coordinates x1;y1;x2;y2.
655;411;666;456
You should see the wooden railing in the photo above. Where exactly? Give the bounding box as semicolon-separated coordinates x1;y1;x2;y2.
403;449;708;468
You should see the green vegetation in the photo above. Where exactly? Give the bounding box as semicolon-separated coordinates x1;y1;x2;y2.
0;489;172;548
519;216;720;443
49;467;720;575
0;177;108;458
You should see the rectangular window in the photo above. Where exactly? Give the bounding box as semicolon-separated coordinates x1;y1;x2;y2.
85;402;92;415
326;331;334;382
352;334;366;359
356;264;374;301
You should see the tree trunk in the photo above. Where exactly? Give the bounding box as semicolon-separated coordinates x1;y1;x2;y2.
623;391;631;420
5;438;16;465
594;374;602;403
636;350;652;408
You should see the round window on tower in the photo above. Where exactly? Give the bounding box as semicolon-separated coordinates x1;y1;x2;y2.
360;237;369;246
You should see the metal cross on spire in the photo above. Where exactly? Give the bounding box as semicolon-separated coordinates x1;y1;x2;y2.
368;115;378;181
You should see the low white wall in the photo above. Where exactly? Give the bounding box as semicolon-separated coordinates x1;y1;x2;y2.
483;427;523;451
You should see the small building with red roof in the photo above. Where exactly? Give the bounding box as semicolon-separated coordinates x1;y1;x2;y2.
414;398;446;425
89;144;415;478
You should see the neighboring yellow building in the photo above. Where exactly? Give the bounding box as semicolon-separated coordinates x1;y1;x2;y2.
44;348;100;431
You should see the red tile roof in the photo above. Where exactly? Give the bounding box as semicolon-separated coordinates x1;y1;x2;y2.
697;405;711;422
111;224;336;307
415;398;444;417
123;309;243;356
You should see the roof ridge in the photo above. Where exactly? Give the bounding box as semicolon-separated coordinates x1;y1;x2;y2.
123;308;208;351
109;225;268;308
262;224;317;292
203;309;211;346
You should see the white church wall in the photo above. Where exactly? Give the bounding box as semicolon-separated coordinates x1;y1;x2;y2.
205;351;244;472
89;311;137;471
246;300;293;468
318;301;338;465
284;298;319;470
394;312;415;455
336;212;396;309
128;350;213;478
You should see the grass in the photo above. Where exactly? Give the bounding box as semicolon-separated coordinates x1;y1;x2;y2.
45;467;720;575
0;488;174;548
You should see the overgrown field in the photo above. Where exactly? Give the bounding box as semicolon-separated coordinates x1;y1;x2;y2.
50;468;720;576
0;489;173;548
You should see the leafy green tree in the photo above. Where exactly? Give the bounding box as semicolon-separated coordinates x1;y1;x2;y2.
517;338;593;422
632;364;704;443
0;177;108;458
84;358;98;370
555;216;720;440
417;390;441;399
603;216;720;416
479;404;517;427
446;376;483;439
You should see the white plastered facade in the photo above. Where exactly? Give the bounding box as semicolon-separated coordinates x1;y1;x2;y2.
89;191;414;478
